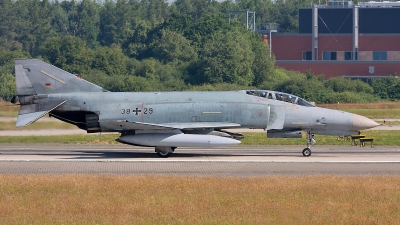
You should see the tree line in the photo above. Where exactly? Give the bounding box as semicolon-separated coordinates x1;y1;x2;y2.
0;0;399;104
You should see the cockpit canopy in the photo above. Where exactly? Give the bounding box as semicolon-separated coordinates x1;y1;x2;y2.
246;90;315;107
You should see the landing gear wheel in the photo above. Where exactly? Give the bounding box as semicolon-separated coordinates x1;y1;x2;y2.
302;148;311;157
155;147;175;158
156;151;172;158
302;131;315;157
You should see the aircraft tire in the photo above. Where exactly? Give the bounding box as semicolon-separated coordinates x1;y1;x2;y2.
156;151;172;158
302;148;311;157
155;147;175;158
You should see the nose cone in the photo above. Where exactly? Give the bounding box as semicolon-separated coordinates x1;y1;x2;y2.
352;114;379;130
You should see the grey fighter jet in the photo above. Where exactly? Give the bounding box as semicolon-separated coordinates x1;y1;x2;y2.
11;59;379;157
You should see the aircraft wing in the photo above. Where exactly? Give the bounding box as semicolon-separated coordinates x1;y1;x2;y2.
100;120;241;131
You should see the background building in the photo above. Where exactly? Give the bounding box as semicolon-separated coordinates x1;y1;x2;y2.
268;0;400;80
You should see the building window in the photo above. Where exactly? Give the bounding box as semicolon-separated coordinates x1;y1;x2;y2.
345;52;352;60
302;51;312;60
345;51;358;60
323;51;337;60
373;51;387;60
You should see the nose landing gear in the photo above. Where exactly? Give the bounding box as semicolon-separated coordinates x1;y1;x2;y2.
302;131;315;157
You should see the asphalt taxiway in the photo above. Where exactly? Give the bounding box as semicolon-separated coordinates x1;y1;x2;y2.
0;145;399;176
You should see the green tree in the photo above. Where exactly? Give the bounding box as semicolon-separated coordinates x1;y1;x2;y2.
149;29;197;64
0;73;16;101
195;27;255;86
371;76;400;100
236;0;274;25
0;49;30;101
52;1;71;35
140;0;170;24
388;82;400;99
174;0;220;21
76;0;100;48
270;0;309;32
0;0;19;50
40;35;93;74
56;0;100;48
98;0;118;46
104;75;156;92
27;0;55;56
0;49;30;80
250;33;275;86
91;46;127;76
82;69;112;88
163;11;194;35
275;71;330;103
5;0;56;55
185;13;230;48
0;49;30;66
325;77;374;94
122;20;152;58
59;0;80;36
135;58;159;81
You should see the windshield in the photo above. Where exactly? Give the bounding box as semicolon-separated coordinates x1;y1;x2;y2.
246;90;315;107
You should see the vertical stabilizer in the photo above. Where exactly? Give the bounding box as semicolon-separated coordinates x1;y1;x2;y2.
15;63;36;96
15;59;107;94
14;59;106;127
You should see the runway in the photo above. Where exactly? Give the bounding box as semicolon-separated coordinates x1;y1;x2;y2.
0;145;399;176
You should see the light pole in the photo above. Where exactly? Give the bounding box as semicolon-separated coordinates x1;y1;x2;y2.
269;29;277;57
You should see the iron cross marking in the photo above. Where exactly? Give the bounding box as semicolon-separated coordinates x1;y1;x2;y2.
133;108;141;115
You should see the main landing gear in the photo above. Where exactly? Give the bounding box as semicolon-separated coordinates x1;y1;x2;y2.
155;147;176;158
302;131;315;157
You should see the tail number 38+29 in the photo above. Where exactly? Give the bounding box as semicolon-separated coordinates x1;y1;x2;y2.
121;108;153;115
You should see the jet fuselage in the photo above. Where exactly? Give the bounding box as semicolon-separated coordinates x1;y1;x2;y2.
48;91;373;136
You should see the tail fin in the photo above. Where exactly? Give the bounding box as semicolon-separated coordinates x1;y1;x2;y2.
14;59;107;127
15;59;107;95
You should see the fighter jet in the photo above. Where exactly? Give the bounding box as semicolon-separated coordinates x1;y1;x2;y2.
11;59;379;157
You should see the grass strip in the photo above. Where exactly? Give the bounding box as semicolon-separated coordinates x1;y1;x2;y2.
0;130;399;145
319;102;400;119
0;121;77;130
0;175;399;224
342;108;400;119
241;130;400;146
0;134;120;144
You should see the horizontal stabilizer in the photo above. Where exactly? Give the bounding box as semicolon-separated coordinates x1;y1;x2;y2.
16;100;66;127
100;120;241;131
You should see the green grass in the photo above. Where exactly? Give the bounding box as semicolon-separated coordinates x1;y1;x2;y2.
0;108;18;117
0;121;77;130
0;102;18;116
0;133;120;144
343;108;400;119
0;131;399;146
224;129;395;146
320;102;400;119
241;130;400;146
